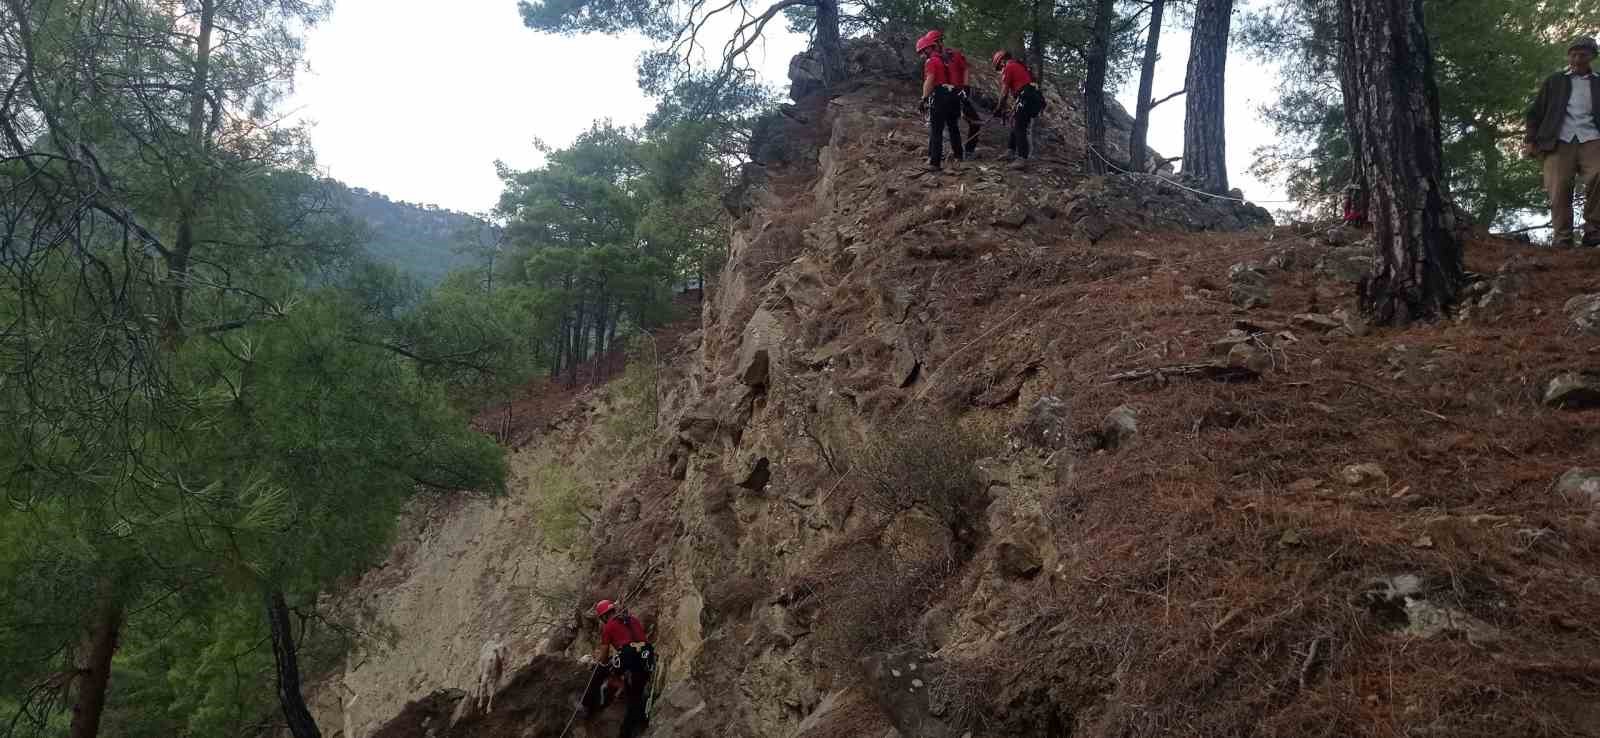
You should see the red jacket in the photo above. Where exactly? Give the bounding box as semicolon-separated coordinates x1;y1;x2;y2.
923;55;951;87
1001;59;1034;95
601;613;648;650
944;49;970;87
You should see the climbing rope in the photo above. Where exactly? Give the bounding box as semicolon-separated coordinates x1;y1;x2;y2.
1084;144;1303;205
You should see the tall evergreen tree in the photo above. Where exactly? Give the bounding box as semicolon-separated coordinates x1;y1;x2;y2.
1183;0;1233;193
1129;0;1167;172
1084;0;1116;173
1340;0;1463;321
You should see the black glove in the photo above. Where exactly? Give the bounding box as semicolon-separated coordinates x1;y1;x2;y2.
918;98;929;113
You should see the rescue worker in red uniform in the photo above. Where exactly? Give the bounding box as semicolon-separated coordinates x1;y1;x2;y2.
580;600;655;738
917;30;962;171
1341;183;1368;227
993;50;1047;161
922;30;984;154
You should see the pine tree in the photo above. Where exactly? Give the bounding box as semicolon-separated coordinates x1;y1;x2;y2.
1084;0;1116;173
1340;0;1464;322
1129;0;1167;172
1183;0;1234;193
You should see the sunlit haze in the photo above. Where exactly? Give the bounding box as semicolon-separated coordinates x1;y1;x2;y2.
289;0;1287;215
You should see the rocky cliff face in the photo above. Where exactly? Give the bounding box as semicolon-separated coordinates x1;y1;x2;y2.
355;37;1600;738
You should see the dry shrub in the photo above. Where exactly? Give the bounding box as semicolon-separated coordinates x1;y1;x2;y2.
851;417;997;534
750;205;815;284
808;543;925;669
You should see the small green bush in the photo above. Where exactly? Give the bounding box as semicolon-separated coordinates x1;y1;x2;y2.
596;336;659;457
527;454;589;549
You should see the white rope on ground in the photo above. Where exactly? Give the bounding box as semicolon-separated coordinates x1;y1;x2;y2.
1083;143;1304;205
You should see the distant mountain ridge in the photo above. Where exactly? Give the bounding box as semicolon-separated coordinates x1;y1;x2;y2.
330;181;490;284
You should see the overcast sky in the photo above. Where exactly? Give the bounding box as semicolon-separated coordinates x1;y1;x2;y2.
288;0;1288;215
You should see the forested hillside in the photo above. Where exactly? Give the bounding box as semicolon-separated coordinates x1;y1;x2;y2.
332;183;489;284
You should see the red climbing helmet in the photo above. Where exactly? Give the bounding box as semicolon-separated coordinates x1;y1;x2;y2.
991;50;1010;69
915;30;942;54
594;599;615;618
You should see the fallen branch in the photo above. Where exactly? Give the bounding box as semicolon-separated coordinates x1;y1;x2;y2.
1149;89;1186;109
1108;362;1259;383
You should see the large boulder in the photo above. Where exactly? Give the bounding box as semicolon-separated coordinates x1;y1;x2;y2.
789;37;917;100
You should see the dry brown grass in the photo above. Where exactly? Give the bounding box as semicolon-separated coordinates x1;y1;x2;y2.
898;231;1600;736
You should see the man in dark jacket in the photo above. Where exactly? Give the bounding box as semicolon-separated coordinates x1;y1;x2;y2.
1526;36;1600;247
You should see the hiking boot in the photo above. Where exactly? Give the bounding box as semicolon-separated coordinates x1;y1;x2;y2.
1583;233;1600;248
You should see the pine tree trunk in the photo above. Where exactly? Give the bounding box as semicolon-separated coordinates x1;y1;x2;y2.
164;0;217;344
68;589;122;738
1029;0;1049;83
1341;0;1463;323
814;0;845;87
567;297;585;387
1336;3;1364;191
1130;0;1166;172
551;316;567;379
1083;0;1114;173
267;590;322;738
1182;0;1233;194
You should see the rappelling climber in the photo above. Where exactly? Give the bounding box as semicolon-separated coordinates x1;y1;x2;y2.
992;50;1047;163
923;30;984;155
916;30;962;172
579;599;657;738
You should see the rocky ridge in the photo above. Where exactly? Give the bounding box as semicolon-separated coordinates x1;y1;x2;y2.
352;37;1600;738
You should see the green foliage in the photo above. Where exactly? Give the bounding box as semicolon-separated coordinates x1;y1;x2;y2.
493;120;721;380
335;183;492;285
0;2;513;735
526;454;590;550
597;337;664;456
1242;0;1600;227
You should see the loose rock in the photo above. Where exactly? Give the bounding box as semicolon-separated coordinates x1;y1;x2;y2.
1564;293;1600;335
1101;405;1139;450
1292;313;1344;332
1543;371;1600;409
1341;463;1389;487
1017;395;1072;451
1227;342;1273;373
996;540;1042;579
1316;244;1374;283
1229;282;1272;309
1556;468;1600;506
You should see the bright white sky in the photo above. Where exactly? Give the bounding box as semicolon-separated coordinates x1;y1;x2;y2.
288;0;1288;214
